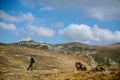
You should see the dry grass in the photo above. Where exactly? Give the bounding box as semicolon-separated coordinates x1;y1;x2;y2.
0;44;120;80
0;68;120;80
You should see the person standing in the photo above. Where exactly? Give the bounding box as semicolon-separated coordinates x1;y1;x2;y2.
27;56;35;71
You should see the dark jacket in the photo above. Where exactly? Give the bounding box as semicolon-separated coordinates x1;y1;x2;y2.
30;57;35;64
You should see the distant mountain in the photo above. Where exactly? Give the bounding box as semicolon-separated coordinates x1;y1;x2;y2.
14;39;120;67
1;39;120;71
15;40;94;54
14;38;52;50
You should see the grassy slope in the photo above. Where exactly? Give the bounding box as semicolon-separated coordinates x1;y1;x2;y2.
0;43;120;80
91;44;120;66
0;44;78;70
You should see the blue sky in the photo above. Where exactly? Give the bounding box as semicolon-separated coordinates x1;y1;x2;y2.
0;0;120;45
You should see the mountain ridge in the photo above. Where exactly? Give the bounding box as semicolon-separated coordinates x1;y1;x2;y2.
0;40;120;80
1;39;120;67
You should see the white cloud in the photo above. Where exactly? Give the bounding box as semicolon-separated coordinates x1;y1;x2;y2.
60;24;120;43
29;25;55;38
85;7;120;21
0;10;34;23
51;22;64;28
40;6;53;11
19;0;120;21
0;22;16;31
19;0;37;7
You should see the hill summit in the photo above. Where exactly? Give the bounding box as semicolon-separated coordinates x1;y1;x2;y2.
21;37;33;42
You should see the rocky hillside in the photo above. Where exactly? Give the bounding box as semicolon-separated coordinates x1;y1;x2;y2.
91;43;120;68
14;40;120;68
0;40;120;80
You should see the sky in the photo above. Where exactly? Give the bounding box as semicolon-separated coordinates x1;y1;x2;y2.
0;0;120;45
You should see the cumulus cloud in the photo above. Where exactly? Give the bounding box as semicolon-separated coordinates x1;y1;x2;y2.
0;10;34;23
0;22;16;30
60;24;120;43
19;0;120;21
29;25;55;38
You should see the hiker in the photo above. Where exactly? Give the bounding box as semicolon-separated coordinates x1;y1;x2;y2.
27;56;35;71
